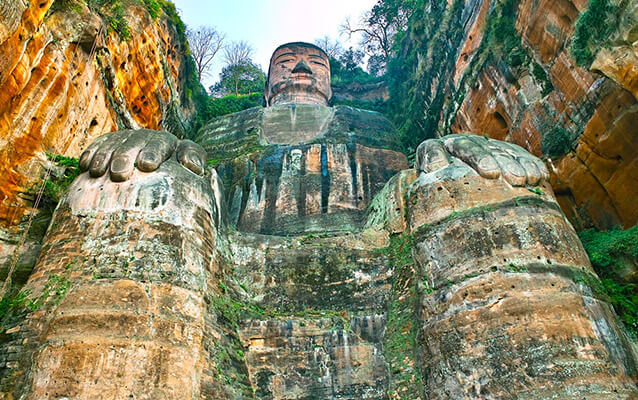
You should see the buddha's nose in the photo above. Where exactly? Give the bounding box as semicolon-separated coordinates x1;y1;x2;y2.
292;59;313;74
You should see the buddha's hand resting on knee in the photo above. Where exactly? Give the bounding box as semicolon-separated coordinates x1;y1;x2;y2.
416;133;549;186
79;129;207;182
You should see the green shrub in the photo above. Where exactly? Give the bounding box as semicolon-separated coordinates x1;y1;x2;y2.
541;125;573;157
0;290;30;323
579;226;638;336
484;0;529;68
331;98;389;115
330;57;382;89
571;0;619;67
206;93;263;120
141;0;161;19
40;154;80;211
532;62;554;96
106;1;131;40
49;0;84;13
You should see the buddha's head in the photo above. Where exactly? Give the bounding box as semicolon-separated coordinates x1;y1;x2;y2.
265;42;332;106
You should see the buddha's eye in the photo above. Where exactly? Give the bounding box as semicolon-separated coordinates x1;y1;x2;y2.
277;59;294;65
311;61;326;68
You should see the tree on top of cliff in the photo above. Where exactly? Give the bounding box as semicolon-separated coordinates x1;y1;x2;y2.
340;0;417;75
210;42;265;97
223;41;254;66
330;47;381;88
314;36;345;59
187;26;225;80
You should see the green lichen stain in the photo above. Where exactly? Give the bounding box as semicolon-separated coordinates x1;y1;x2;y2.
379;234;426;399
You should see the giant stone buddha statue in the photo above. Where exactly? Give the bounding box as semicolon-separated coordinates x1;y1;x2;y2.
1;43;635;399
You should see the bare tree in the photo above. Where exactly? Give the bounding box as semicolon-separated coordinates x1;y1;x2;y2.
341;14;393;60
187;26;225;80
340;1;416;73
314;36;344;59
223;41;253;66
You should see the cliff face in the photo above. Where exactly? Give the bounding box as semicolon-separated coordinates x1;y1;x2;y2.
0;0;196;285
0;0;192;229
391;0;638;230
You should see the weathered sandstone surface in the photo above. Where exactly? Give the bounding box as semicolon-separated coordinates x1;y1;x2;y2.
197;104;409;235
1;128;635;399
0;0;637;397
0;0;193;287
411;0;638;230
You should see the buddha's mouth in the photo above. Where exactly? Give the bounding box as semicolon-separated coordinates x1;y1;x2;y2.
268;79;331;104
290;73;313;84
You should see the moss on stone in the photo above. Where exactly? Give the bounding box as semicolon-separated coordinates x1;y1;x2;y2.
379;234;426;399
541;125;574;158
412;196;561;237
570;0;622;67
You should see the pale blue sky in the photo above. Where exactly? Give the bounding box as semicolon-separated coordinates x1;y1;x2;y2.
172;0;376;88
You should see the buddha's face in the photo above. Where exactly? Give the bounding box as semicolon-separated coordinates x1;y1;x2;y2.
266;43;331;106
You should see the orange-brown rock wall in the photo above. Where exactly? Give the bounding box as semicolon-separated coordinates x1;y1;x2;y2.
0;1;190;229
437;0;638;230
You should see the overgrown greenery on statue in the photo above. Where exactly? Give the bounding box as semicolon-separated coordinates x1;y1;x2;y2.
205;93;264;121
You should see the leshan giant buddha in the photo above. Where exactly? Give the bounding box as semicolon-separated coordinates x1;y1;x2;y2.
1;43;635;399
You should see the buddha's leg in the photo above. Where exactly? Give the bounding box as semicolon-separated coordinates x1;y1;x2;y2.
407;162;637;399
1;161;223;399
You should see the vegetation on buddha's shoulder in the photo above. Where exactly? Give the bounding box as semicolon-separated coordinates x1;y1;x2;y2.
571;0;621;67
579;226;638;336
331;98;389;115
198;95;264;137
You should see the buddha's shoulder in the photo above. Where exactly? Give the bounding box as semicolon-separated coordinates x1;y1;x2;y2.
196;106;264;145
195;104;402;152
325;105;401;151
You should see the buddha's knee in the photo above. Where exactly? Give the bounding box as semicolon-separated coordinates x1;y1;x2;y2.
50;159;222;285
396;135;636;398
10;160;224;399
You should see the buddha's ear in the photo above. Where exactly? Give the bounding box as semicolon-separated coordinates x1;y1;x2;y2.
264;79;270;107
